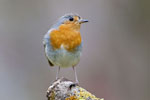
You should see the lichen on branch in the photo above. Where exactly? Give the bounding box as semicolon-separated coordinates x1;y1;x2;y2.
46;77;104;100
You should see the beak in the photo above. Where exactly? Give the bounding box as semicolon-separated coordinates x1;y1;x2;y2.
79;19;89;24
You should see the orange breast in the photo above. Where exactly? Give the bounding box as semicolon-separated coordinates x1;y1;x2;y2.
49;24;82;51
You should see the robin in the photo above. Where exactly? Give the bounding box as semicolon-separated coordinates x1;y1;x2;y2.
43;13;88;83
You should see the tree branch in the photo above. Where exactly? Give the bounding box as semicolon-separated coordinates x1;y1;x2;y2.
46;77;104;100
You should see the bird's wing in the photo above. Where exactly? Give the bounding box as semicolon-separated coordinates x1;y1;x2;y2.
43;29;55;67
43;42;54;67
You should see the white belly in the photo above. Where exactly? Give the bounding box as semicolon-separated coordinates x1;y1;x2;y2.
46;45;81;68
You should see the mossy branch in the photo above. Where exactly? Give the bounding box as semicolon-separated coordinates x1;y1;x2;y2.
46;77;104;100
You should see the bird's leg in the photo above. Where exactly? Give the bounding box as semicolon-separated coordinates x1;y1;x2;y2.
72;66;79;84
56;66;60;80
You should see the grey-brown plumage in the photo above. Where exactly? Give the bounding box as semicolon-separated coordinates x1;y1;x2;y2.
44;44;54;66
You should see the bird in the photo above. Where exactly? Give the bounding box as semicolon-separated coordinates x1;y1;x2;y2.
43;13;88;83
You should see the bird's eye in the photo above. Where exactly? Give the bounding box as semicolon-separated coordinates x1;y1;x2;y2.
78;16;81;19
69;17;74;21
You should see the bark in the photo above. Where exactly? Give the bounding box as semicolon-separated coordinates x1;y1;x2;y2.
46;77;104;100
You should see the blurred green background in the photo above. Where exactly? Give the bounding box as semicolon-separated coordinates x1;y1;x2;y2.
0;0;149;100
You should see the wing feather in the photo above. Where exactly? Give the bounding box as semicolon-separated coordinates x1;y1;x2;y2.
43;43;54;67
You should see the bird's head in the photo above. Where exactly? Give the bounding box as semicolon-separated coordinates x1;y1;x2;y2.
53;13;88;31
